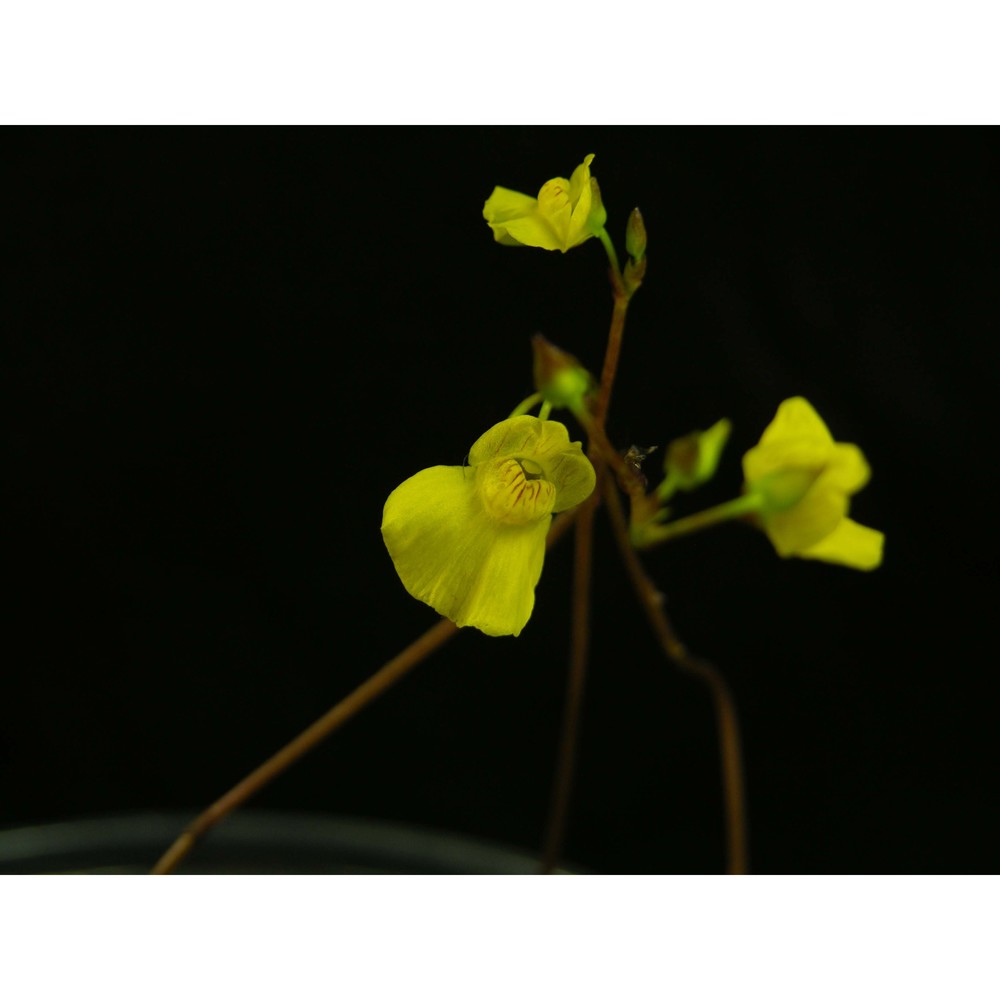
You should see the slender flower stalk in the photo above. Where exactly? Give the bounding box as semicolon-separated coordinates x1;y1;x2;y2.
150;510;582;874
633;493;764;548
603;478;749;874
540;477;601;873
150;618;459;875
540;249;634;872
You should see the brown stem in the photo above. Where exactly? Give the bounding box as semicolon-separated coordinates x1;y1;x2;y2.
540;289;631;873
150;509;582;875
150;617;459;874
602;477;749;875
577;412;646;503
594;297;629;426
539;479;601;873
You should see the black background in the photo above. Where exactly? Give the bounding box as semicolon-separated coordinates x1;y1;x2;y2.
6;127;997;873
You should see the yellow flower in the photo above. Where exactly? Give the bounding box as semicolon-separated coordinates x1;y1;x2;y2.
742;397;884;570
382;416;596;636
483;154;607;252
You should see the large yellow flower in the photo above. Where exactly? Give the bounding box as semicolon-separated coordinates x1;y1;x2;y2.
382;416;596;636
483;154;607;252
742;397;884;570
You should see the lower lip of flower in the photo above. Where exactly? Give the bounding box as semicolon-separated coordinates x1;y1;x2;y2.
477;457;556;526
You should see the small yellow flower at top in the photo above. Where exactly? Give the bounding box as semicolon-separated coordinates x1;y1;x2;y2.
743;397;884;570
483;154;607;252
382;416;596;637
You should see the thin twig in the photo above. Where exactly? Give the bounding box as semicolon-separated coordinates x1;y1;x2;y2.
539;478;601;873
540;287;631;873
602;477;749;874
150;509;582;875
150;617;459;874
594;298;629;425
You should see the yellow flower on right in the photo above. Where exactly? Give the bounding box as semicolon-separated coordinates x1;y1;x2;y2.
742;397;884;570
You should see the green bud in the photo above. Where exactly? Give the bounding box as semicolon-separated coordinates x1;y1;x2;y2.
662;418;732;494
531;335;595;414
623;255;647;295
625;207;646;262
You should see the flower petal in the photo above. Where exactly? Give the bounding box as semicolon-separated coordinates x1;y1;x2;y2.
470;415;548;465
459;516;549;635
546;443;596;512
381;465;547;636
743;439;829;482
759;397;836;450
478;456;557;525
469;417;595;512
797;517;885;570
536;175;575;249
483;187;556;248
567;157;594;246
819;443;871;494
483;158;600;253
494;211;564;251
764;484;848;555
483;186;537;224
742;398;838;481
567;154;595;203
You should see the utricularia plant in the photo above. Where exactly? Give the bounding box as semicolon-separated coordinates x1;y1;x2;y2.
152;154;883;875
385;155;881;636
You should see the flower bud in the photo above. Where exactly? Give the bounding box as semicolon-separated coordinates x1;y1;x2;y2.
625;207;646;262
663;418;732;492
531;334;595;414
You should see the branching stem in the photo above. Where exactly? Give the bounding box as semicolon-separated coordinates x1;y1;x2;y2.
540;266;632;872
602;478;749;874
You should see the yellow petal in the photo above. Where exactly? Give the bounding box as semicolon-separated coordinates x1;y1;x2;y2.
818;443;871;494
567;155;595;246
764;484;849;556
495;211;564;251
381;465;548;636
483;157;600;253
459;516;550;635
797;517;885;570
587;176;608;234
469;417;595;512
759;397;835;450
743;439;828;482
742;398;840;482
567;154;595;203
536;175;575;248
483;186;537;223
483;187;557;248
477;456;557;526
470;415;549;465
